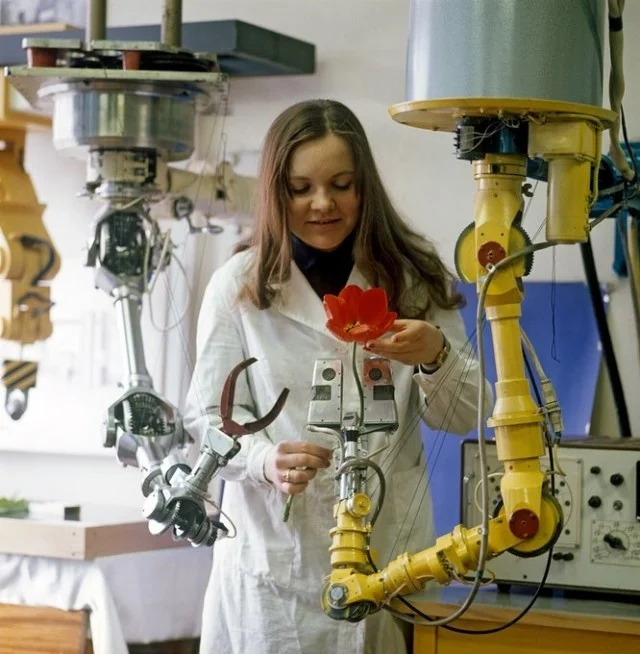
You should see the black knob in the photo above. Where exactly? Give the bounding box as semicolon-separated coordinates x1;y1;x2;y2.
590;466;601;475
610;473;624;486
603;533;627;551
562;552;574;561
588;495;602;508
552;552;564;561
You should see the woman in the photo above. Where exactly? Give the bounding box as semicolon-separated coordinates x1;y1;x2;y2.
184;99;492;654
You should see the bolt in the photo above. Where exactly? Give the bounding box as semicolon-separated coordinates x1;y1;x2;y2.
329;586;346;603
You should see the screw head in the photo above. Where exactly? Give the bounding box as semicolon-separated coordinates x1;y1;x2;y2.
328;585;347;603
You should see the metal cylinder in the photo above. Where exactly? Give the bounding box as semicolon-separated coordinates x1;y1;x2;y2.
113;287;152;388
42;81;198;161
162;0;183;48
406;0;606;108
86;0;107;41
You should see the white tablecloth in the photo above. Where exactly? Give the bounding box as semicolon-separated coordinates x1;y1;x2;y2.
0;546;213;653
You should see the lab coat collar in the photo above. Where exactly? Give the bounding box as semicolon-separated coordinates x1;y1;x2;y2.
274;262;370;336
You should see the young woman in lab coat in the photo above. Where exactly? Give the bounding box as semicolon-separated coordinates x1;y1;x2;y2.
185;99;491;654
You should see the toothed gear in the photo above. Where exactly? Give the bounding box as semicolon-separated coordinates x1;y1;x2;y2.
454;222;533;281
123;393;171;435
514;224;534;276
99;212;148;277
172;499;209;543
454;222;476;282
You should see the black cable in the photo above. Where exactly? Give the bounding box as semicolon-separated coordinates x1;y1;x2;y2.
390;348;557;635
579;237;632;437
19;235;57;286
620;104;638;182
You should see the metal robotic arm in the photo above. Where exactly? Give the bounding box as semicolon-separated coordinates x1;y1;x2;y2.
2;0;259;547
151;159;257;230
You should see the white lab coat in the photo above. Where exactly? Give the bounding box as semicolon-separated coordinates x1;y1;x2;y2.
184;249;491;654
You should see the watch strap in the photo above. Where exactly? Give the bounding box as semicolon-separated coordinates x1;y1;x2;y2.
419;330;451;374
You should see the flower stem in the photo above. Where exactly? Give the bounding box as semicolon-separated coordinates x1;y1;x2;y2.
352;341;365;428
282;495;293;522
283;495;293;522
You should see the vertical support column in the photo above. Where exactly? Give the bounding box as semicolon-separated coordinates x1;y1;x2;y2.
162;0;183;48
86;0;107;41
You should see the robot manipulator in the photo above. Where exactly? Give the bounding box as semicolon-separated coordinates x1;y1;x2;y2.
316;104;616;619
141;357;289;546
84;188;188;493
82;158;278;547
0;17;268;550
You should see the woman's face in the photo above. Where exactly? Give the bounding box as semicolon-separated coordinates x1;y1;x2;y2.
286;133;360;251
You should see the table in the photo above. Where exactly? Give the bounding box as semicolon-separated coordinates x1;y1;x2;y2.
0;504;188;560
405;584;640;653
0;505;213;654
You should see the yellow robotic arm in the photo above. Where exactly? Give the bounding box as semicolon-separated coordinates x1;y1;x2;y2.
322;111;605;619
321;0;625;624
0;113;60;419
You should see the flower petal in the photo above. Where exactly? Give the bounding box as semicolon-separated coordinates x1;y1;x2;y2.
367;312;397;340
323;294;353;327
356;288;390;327
326;319;355;342
339;285;364;308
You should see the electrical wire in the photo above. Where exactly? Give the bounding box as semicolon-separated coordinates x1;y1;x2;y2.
607;0;634;182
389;342;558;635
141;227;193;333
203;493;238;539
373;239;552;629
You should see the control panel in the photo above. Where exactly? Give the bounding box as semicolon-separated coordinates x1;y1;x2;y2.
460;437;640;595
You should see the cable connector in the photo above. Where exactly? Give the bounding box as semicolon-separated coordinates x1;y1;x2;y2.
540;378;563;443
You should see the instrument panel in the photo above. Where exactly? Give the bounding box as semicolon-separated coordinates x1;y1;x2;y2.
460;437;640;595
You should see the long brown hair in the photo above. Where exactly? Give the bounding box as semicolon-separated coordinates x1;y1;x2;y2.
236;99;464;317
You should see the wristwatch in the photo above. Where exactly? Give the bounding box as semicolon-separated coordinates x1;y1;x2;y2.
419;329;451;374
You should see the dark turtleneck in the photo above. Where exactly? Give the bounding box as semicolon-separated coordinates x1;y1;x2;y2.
291;230;356;299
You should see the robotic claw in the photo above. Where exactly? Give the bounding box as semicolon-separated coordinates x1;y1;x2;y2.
143;358;289;546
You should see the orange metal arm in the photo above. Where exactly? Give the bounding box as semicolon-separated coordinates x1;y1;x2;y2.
0;125;60;417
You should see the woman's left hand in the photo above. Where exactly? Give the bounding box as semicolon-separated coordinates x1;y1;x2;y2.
364;319;445;367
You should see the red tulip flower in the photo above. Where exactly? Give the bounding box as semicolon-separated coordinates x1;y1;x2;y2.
323;285;397;343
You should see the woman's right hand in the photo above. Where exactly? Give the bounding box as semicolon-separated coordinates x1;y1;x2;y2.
264;441;333;495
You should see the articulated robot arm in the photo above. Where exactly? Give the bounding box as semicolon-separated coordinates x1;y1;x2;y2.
0;125;60;419
318;107;616;622
317;0;633;624
151;159;257;230
3;13;257;546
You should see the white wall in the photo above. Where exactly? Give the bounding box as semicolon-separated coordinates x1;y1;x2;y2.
0;0;639;508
